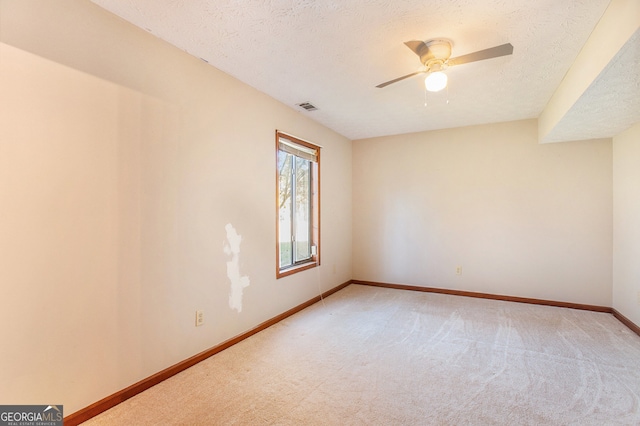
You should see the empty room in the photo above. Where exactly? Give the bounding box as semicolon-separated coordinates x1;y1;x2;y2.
1;0;639;424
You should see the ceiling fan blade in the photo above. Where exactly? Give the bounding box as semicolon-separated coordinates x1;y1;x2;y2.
376;70;426;88
404;40;428;56
448;43;513;66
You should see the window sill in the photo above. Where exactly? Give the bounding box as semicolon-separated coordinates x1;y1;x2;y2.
277;259;319;279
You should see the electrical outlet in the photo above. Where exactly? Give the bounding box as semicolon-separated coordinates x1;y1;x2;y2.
195;310;204;327
456;266;462;275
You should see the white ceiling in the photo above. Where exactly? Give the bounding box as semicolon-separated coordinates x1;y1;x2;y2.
91;0;638;142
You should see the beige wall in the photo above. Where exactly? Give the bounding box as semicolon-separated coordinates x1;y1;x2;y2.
613;122;640;325
353;120;612;306
0;0;352;414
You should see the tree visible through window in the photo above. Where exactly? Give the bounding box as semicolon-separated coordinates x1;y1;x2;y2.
276;131;320;277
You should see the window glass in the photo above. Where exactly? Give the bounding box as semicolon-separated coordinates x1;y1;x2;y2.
294;156;311;263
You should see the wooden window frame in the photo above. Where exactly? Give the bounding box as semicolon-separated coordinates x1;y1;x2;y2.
276;130;320;278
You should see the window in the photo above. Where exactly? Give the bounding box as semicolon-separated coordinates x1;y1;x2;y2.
276;131;320;278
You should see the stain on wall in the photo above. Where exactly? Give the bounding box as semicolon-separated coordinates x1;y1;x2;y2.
224;223;250;313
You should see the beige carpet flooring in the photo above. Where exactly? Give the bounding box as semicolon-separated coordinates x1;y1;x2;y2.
83;284;640;425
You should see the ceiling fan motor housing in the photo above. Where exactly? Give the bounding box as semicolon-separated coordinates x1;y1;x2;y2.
420;39;452;68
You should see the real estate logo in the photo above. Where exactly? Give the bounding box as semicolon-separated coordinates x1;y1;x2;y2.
0;405;63;426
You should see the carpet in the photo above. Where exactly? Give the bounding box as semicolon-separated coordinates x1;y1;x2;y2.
83;284;640;425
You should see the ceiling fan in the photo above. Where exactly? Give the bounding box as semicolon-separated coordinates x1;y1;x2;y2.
376;39;513;90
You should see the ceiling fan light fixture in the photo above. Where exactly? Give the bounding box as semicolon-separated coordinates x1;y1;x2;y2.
425;71;447;92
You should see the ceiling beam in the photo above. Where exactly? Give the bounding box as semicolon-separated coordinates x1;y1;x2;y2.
538;0;640;143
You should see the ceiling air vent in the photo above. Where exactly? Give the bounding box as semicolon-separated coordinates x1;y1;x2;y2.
297;102;318;112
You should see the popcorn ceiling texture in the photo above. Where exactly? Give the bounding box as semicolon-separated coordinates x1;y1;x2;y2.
91;0;614;140
543;29;640;143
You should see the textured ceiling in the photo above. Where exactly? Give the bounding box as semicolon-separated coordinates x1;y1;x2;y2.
91;0;616;141
543;28;640;143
